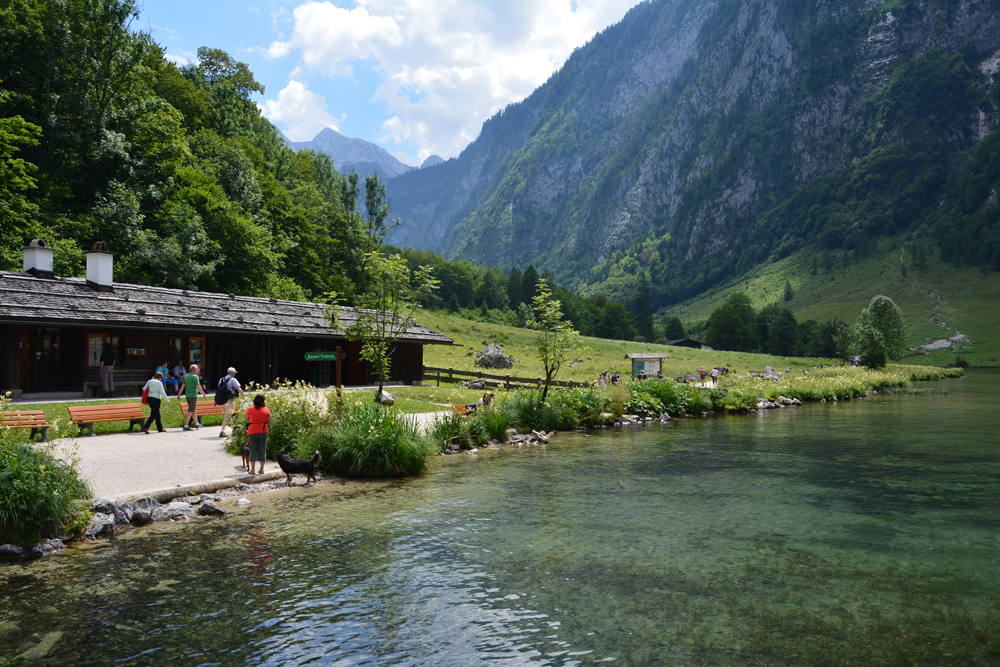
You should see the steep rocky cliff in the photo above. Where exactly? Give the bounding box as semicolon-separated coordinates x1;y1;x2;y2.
385;0;1000;306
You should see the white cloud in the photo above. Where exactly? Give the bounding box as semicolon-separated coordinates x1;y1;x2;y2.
259;80;339;141
266;0;639;158
163;48;197;66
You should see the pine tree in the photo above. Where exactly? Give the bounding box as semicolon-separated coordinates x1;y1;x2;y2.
783;280;794;302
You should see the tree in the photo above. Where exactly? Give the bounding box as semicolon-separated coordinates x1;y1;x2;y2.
327;252;438;401
783;280;794;302
634;272;655;341
854;295;906;368
705;304;745;351
724;292;758;350
529;279;579;403
663;316;686;339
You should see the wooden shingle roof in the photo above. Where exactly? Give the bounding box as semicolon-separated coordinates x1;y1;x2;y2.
0;272;453;344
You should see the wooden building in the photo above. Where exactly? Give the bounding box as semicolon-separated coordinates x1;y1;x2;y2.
0;242;452;398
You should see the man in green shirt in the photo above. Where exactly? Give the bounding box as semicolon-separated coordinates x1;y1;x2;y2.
178;364;208;431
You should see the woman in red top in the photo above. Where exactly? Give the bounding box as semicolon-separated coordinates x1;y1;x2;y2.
244;394;271;474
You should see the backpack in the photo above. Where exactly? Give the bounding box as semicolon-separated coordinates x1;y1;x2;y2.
214;376;232;405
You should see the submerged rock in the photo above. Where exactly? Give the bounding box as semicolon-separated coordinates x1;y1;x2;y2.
30;539;65;556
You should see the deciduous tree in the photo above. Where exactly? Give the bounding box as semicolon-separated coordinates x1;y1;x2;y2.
529;279;579;403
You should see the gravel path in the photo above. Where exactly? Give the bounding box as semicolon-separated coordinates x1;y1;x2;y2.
52;411;451;499
52;426;276;499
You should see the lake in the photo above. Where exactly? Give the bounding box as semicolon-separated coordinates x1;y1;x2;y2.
1;369;997;666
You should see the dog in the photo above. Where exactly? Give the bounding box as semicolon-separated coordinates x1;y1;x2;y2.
241;441;251;471
276;450;322;485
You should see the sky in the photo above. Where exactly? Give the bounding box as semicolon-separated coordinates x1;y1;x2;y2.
139;0;641;166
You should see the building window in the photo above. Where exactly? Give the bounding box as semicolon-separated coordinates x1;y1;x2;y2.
87;334;121;369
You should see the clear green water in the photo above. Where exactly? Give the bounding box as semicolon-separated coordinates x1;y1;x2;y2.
2;370;998;666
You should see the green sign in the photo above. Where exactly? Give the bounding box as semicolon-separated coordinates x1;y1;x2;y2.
304;351;337;361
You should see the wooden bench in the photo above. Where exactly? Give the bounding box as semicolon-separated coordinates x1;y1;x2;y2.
179;399;241;424
2;410;51;442
68;404;146;436
452;403;478;417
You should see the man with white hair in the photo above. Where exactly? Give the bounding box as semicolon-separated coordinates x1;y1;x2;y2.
219;366;245;437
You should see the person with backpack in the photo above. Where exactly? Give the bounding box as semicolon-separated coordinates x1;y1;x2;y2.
216;367;245;437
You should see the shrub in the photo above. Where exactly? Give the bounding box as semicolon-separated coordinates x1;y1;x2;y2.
312;403;435;478
477;407;512;442
0;422;92;545
633;379;691;415
503;390;560;432
429;411;466;452
225;381;332;460
625;387;664;417
608;383;630;418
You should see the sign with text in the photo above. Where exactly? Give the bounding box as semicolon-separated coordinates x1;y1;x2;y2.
303;351;337;361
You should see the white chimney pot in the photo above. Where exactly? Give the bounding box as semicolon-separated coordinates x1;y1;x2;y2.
23;239;55;278
86;242;115;292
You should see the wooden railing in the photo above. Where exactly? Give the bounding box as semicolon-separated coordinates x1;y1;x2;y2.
422;366;590;390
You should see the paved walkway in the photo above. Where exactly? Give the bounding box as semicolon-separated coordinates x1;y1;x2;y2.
51;411;452;500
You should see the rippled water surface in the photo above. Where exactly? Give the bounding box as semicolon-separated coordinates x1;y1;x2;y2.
2;370;998;666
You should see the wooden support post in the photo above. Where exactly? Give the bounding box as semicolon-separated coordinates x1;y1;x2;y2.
449;367;453;382
505;374;510;390
437;371;440;387
335;346;343;399
537;378;541;389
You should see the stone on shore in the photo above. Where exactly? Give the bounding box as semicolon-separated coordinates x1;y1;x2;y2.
84;513;117;540
0;544;28;558
763;366;780;381
197;500;226;516
151;502;195;522
377;390;395;406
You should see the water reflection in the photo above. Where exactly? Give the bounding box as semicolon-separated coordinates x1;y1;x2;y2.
1;371;998;665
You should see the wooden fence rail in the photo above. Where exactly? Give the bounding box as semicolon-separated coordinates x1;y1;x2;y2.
422;366;590;391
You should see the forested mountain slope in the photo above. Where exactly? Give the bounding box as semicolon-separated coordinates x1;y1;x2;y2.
285;128;414;178
385;0;1000;310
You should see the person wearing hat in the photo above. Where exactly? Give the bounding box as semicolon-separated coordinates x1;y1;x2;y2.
219;367;245;437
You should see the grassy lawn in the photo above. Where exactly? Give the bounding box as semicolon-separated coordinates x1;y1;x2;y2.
415;306;844;389
662;234;1000;367
7;397;228;439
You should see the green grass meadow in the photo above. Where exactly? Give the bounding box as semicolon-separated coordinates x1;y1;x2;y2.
662;234;999;367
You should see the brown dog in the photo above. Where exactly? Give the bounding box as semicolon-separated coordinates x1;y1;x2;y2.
276;450;322;485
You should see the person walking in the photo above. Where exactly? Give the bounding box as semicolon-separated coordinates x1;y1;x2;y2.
598;371;607;388
244;394;271;474
99;342;116;398
710;367;719;387
178;363;207;430
142;372;169;433
698;367;707;386
218;367;245;437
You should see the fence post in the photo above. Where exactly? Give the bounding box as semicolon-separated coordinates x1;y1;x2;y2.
537;377;541;389
505;374;510;390
569;379;574;388
449;367;453;383
436;371;440;387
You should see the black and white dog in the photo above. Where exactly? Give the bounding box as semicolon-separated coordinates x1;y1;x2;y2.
276;450;322;485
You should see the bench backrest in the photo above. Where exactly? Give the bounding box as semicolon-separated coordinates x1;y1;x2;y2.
2;411;47;425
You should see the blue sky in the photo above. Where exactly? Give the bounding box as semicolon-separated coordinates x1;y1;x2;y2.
140;0;640;166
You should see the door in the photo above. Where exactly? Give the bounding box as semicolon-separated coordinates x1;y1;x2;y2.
18;332;32;392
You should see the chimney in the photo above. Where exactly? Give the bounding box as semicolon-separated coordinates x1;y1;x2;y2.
22;239;55;279
86;241;114;292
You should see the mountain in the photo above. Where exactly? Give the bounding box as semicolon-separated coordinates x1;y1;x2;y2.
384;0;1000;311
286;128;414;178
421;154;445;169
